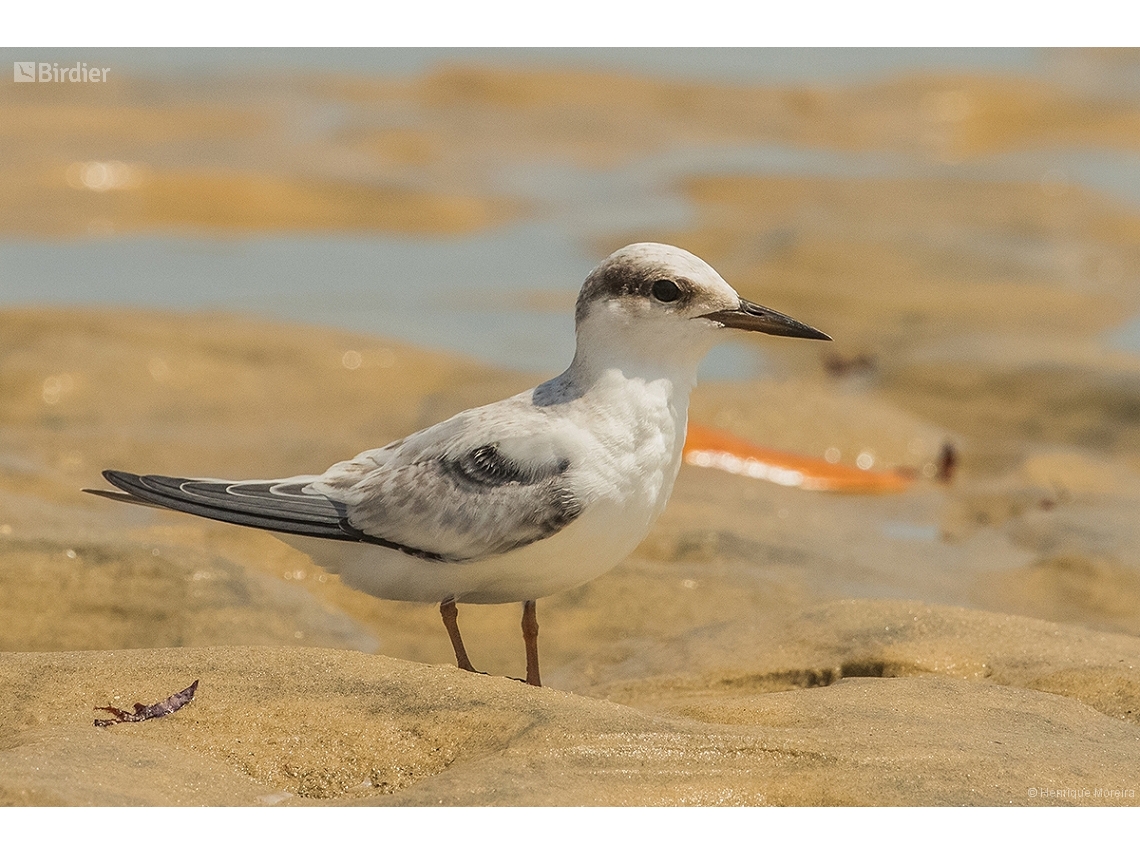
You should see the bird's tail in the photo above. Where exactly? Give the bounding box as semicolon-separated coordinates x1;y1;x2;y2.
87;470;360;542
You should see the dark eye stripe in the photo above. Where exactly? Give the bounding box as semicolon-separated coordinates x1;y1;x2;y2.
651;279;680;303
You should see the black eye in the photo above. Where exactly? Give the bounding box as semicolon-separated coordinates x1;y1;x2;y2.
651;279;680;303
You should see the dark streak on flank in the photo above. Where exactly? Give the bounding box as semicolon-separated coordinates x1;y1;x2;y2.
337;517;449;562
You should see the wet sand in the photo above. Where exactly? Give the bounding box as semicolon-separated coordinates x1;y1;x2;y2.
4;614;1140;807
2;305;1139;806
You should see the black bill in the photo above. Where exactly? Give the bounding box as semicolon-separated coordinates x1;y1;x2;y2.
701;298;831;340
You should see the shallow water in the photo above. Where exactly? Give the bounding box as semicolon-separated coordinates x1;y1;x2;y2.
4;139;1140;372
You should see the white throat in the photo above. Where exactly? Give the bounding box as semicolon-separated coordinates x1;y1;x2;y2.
566;302;711;396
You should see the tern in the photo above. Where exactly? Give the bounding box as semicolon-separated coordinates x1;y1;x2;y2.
89;243;829;686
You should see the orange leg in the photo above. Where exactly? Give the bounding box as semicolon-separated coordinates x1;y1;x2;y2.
440;599;477;673
522;600;541;687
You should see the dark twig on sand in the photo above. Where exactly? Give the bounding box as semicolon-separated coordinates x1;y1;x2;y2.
94;680;199;727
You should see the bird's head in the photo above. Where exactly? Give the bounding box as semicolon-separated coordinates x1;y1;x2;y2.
572;243;829;382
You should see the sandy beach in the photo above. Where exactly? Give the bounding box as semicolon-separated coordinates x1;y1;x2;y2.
3;50;1140;805
2;303;1139;806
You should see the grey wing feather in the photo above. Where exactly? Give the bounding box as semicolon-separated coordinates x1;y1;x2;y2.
94;470;362;541
320;442;583;563
93;440;583;564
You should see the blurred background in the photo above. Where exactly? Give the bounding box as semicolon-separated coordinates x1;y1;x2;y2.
5;48;1140;373
2;48;1140;676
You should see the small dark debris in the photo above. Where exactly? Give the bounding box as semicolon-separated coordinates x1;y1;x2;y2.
823;351;877;378
935;441;958;484
94;679;199;728
840;660;891;678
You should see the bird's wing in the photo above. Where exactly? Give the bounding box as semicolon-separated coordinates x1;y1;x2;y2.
92;472;362;542
92;416;584;564
314;430;583;563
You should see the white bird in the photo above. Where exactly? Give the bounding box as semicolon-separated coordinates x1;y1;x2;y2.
88;243;829;686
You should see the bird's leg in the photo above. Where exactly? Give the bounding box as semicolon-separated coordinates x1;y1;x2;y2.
522;599;541;687
440;599;478;673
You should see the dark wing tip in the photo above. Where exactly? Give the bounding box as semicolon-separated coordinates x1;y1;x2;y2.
83;488;160;508
88;469;376;546
101;469;154;496
88;472;163;507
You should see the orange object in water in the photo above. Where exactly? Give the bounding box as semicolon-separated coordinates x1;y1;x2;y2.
683;422;914;494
